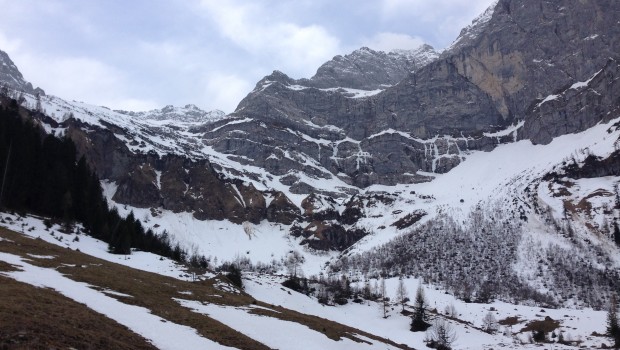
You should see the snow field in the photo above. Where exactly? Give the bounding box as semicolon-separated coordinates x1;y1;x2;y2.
244;273;608;349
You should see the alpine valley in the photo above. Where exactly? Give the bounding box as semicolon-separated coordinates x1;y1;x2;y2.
1;0;620;349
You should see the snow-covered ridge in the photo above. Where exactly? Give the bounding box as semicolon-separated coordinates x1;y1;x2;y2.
117;104;226;124
390;44;440;67
10;87;229;159
0;49;44;95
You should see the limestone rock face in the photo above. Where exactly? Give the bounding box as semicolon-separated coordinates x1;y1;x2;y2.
299;221;368;251
113;163;161;208
520;58;620;145
450;0;620;141
64;120;285;225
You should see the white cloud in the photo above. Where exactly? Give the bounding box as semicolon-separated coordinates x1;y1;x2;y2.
9;50;157;111
0;32;22;55
381;0;493;21
362;32;425;52
113;98;160;112
0;0;498;113
379;0;496;48
203;73;252;113
198;0;341;78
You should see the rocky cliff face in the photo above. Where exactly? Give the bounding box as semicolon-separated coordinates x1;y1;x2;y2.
65;118;277;225
447;0;620;123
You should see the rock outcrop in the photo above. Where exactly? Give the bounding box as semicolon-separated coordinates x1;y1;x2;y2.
520;58;620;144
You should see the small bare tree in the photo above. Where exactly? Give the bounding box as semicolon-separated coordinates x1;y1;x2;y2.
380;278;388;318
482;311;499;334
395;278;408;311
242;221;254;239
444;303;457;318
285;250;304;277
427;318;457;350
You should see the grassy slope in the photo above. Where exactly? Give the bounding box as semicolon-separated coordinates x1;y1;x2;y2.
0;227;412;350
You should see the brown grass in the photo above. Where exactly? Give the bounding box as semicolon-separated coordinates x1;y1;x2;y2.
498;316;521;326
0;226;414;350
519;316;560;333
0;276;158;350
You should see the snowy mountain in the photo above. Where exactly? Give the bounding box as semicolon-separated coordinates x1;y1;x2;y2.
0;3;620;347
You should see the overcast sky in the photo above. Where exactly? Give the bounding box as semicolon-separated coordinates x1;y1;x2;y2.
0;0;495;113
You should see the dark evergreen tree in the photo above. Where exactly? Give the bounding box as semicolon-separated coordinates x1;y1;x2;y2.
225;264;243;290
613;221;620;247
411;283;430;331
607;295;620;348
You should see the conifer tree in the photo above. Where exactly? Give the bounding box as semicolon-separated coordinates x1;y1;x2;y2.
411;282;430;331
613;221;620;247
607;295;619;348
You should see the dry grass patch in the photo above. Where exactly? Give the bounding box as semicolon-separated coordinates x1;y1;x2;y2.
0;228;269;350
519;316;561;333
499;316;521;326
0;276;157;350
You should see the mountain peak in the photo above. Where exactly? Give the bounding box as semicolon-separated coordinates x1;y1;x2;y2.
0;49;45;96
445;0;499;53
305;44;439;90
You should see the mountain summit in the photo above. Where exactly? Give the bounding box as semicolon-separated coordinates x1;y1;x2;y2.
299;44;439;90
0;50;44;96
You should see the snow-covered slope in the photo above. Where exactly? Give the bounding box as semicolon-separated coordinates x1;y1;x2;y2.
89;112;620;309
0;218;407;350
